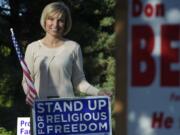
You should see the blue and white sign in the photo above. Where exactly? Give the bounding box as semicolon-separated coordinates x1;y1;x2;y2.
17;117;30;135
32;96;112;135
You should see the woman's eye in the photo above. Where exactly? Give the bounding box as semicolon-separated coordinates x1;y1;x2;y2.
47;17;54;21
58;19;64;23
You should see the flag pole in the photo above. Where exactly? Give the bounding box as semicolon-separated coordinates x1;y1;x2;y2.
10;28;37;106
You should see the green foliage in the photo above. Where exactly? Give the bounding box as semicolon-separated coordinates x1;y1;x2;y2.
100;17;115;27
102;56;115;90
0;73;14;107
0;127;13;135
103;0;116;10
0;46;11;57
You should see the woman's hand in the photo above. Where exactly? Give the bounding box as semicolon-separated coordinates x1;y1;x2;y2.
98;90;113;98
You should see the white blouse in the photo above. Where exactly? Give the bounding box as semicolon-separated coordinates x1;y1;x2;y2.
22;40;99;99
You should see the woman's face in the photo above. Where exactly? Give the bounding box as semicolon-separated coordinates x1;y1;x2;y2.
45;12;65;37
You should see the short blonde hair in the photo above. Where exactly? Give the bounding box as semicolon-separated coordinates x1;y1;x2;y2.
40;2;72;35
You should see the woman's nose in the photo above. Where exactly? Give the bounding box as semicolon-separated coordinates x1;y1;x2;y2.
53;20;59;27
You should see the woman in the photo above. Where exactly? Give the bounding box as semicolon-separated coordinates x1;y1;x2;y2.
22;2;111;101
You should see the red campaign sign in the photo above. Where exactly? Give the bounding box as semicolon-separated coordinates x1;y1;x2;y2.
128;0;180;135
132;0;165;17
131;0;180;86
131;25;180;86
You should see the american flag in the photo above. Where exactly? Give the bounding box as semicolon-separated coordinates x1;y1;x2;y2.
10;28;37;106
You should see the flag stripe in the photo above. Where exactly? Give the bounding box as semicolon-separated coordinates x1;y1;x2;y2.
27;90;35;101
22;69;33;83
27;84;37;97
20;60;31;75
26;96;33;106
22;69;34;87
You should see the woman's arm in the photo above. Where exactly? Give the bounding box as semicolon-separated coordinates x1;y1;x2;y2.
71;44;100;96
